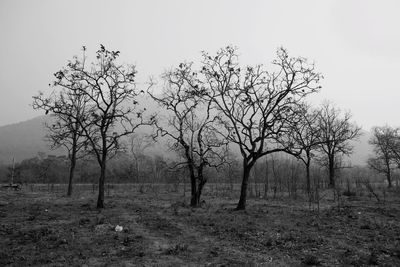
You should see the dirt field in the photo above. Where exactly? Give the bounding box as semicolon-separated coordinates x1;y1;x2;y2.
1;185;400;266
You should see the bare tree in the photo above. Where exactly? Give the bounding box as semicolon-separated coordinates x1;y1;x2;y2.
149;63;228;207
368;126;398;188
317;101;361;187
195;46;322;210
128;133;153;183
289;103;321;194
46;45;153;208
33;79;87;196
387;132;400;185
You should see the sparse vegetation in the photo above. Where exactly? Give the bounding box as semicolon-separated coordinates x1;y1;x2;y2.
1;185;400;266
0;44;398;266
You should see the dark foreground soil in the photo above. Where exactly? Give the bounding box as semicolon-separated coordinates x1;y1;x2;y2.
1;187;400;266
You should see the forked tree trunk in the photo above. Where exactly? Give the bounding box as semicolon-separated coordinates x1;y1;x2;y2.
192;178;206;207
192;186;201;207
190;170;207;207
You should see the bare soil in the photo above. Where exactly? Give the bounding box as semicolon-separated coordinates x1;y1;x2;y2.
1;186;400;266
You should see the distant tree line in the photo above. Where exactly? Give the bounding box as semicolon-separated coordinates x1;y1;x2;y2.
1;148;393;199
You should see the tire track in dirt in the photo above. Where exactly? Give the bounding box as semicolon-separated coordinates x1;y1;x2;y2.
136;205;292;267
118;203;264;266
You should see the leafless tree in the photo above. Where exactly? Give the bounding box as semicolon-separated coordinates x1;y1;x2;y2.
317;101;361;187
289;103;321;194
128;133;153;183
149;63;228;207
368;126;399;188
44;45;153;208
33;78;88;196
197;46;322;210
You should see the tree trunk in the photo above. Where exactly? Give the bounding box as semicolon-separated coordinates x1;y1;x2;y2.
67;137;77;197
192;178;206;207
197;180;205;204
386;172;392;188
236;162;252;210
67;157;76;196
306;163;311;194
189;170;197;207
97;156;107;209
328;156;335;187
253;164;259;198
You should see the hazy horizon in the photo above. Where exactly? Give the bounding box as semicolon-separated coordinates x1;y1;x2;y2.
1;0;399;130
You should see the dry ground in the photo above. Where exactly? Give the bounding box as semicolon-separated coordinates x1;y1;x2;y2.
1;185;400;266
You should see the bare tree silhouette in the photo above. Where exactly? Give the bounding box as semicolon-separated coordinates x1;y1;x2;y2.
317;101;361;187
37;45;154;208
33;88;87;196
288;103;321;194
194;46;322;210
149;63;228;207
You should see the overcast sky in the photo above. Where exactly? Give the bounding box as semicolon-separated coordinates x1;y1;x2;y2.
0;0;399;130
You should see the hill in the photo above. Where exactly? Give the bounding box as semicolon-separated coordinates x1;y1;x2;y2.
0;115;372;166
0;114;164;165
0;116;65;164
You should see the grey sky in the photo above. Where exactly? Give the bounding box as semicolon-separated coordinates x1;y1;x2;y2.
0;0;399;130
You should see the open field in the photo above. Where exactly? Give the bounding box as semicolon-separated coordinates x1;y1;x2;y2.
1;185;400;266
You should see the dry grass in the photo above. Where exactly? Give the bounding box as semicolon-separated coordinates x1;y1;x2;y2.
1;185;400;266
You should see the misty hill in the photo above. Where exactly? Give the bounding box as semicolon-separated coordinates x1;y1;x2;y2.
0;115;372;166
0;114;165;165
0;116;65;164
